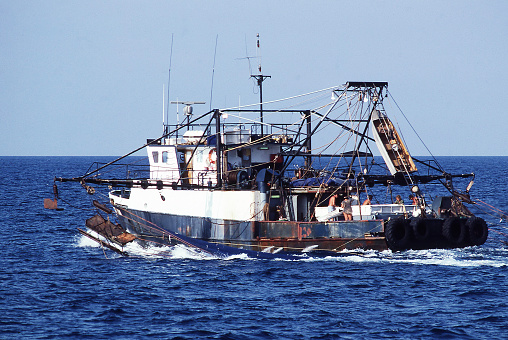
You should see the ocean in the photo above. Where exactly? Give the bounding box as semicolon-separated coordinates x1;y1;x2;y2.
1;156;508;339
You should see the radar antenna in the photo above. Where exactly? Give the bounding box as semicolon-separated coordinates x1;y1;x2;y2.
170;101;206;125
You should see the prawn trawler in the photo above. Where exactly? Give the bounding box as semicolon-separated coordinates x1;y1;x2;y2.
49;80;488;258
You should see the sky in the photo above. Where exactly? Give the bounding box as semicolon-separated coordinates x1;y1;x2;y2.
1;0;507;156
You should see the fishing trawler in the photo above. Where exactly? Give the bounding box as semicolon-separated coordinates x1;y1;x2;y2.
48;79;488;258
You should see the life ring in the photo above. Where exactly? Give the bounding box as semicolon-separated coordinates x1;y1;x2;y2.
385;217;412;251
411;217;430;241
208;149;217;165
466;217;488;246
442;217;466;246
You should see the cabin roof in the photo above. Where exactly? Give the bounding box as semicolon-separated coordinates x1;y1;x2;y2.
346;81;388;89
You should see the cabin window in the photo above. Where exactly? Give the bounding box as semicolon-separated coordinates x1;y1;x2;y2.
152;151;159;163
162;151;168;163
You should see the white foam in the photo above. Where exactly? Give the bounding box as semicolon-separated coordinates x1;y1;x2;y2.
76;234;101;248
224;253;251;260
169;244;217;260
75;233;508;266
331;247;508;268
75;230;111;249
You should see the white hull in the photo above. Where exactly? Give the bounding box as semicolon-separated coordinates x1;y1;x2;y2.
110;187;264;222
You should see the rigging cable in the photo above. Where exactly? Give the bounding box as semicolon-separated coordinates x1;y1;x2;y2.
222;85;341;111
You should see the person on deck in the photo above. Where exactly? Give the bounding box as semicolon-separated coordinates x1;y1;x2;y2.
328;194;338;213
341;196;353;221
328;194;338;221
363;195;373;205
395;195;404;205
409;194;418;205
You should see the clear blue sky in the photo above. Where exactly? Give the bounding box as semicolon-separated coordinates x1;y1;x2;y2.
1;1;507;156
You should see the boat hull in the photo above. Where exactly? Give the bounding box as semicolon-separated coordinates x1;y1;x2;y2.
113;206;489;257
113;206;389;255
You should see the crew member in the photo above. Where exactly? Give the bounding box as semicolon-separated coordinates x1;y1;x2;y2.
395;195;404;205
341;196;353;221
409;194;418;205
328;194;338;221
328;194;338;213
363;195;373;205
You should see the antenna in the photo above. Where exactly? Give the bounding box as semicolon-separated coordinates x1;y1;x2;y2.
162;84;165;129
236;35;256;77
176;97;179;139
256;33;261;73
210;35;218;111
165;33;174;135
244;34;253;75
250;33;270;136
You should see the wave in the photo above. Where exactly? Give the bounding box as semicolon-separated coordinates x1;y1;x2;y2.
76;233;218;260
324;247;508;267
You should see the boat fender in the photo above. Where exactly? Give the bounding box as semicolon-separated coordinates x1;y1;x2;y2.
442;217;466;245
140;180;149;189
156;180;163;190
410;217;430;241
385;217;412;251
466;217;488;246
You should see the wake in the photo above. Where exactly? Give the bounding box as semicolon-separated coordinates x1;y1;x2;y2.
75;233;508;267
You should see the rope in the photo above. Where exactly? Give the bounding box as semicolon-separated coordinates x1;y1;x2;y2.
474;198;508;218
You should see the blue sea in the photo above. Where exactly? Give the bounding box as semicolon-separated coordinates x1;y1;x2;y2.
1;156;508;339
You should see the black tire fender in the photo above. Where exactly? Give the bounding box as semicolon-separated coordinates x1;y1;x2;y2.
442;217;467;245
385;217;412;251
466;217;488;246
411;217;430;241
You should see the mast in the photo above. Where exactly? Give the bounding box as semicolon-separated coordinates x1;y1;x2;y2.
250;34;270;137
214;109;222;187
162;84;165;134
305;110;312;168
251;74;271;136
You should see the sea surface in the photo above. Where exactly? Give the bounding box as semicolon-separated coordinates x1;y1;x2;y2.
1;156;508;339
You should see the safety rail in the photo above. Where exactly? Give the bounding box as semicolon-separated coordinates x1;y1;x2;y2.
84;160;150;180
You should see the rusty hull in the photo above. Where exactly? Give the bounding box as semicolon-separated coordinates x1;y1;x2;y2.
256;237;388;252
252;220;388;252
